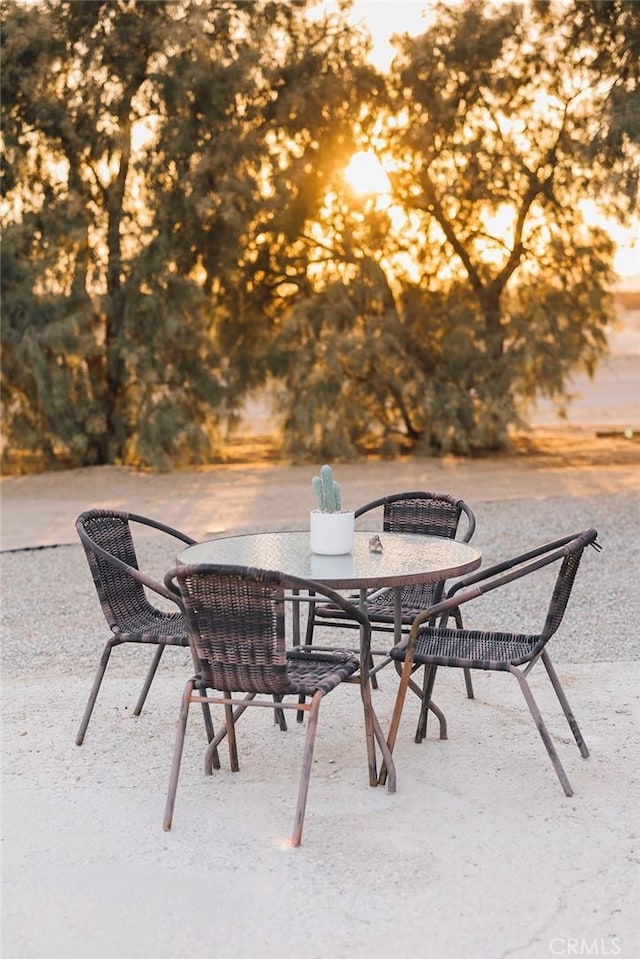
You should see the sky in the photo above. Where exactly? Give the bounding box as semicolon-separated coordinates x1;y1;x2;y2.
347;0;434;70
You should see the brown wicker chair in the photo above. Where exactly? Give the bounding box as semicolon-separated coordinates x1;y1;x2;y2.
380;528;601;796
162;563;396;847
306;491;477;728
75;508;213;746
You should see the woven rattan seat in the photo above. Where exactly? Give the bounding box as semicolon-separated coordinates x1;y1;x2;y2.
75;508;214;746
401;627;540;668
381;528;601;796
162;563;396;846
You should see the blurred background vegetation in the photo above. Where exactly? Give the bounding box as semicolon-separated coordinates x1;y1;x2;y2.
1;0;638;473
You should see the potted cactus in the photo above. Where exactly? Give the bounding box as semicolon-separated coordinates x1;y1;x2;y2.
310;464;355;555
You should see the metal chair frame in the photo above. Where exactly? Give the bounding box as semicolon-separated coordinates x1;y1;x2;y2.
380;528;601;796
75;508;213;745
162;563;396;847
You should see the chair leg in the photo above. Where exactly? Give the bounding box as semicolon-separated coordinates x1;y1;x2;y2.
372;707;396;793
508;666;574;797
415;665;444;743
193;676;218;766
224;692;239;772
378;653;414;787
204;694;255;773
291;691;323;847
75;638;118;745
451;608;474;700
200;699;217;752
163;679;194;831
416;698;447;742
186;646;217;752
394;661;446;742
304;592;317;645
463;667;475;700
541;652;589;757
297;592;319;723
273;694;288;731
296;694;306;724
134;647;220;747
369;652;379;690
415;666;432;742
359;670;379;787
133;645;165;716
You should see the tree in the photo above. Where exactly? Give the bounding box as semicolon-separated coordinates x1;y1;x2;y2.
3;0;637;470
1;0;378;470
274;0;638;458
535;0;640;211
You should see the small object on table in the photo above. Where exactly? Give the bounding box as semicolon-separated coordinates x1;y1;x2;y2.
369;534;383;553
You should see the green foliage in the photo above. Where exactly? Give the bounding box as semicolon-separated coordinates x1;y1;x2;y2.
273;0;625;459
0;0;378;470
534;0;640;211
0;0;634;471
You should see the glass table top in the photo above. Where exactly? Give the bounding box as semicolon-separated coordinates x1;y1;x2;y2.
178;530;481;590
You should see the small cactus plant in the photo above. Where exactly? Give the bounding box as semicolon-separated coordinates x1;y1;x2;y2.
311;464;343;513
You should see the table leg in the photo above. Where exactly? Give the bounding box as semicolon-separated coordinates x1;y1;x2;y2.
394;587;403;645
356;586;394;786
292;587;300;646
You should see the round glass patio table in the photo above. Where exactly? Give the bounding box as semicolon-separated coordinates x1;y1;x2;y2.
178;531;482;643
178;530;481;589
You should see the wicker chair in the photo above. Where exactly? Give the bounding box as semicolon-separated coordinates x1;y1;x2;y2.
380;528;601;796
306;491;477;728
162;563;397;847
75;508;213;746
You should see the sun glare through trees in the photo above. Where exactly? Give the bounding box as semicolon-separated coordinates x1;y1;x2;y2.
343;150;392;198
343;0;639;278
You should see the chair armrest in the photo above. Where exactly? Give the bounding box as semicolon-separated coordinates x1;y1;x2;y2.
128;512;197;546
395;528;599;652
129;565;183;605
445;529;600;600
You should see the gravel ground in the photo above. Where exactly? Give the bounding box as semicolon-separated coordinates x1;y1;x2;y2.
2;489;638;681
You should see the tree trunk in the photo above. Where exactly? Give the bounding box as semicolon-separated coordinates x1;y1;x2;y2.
104;116;133;464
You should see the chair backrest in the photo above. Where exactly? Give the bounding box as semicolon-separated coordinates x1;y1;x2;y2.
77;510;151;632
166;564;371;695
542;531;597;641
354;492;476;617
76;508;191;631
355;491;476;543
167;564;292;695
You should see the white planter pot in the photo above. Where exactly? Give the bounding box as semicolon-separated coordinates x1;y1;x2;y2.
309;510;355;555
